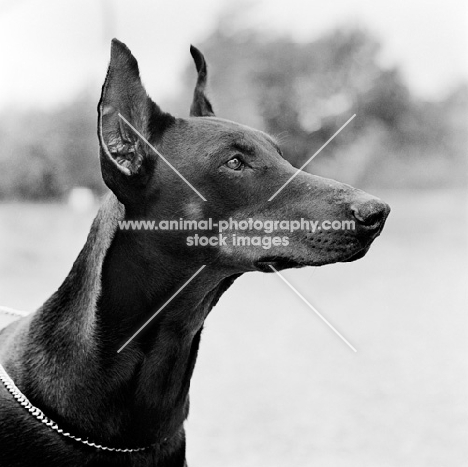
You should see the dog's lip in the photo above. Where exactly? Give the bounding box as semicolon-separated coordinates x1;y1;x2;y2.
255;243;371;271
254;256;305;272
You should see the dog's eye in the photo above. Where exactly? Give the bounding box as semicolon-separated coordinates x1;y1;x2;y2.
225;157;244;171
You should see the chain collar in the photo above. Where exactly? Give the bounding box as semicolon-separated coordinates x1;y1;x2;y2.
0;363;155;453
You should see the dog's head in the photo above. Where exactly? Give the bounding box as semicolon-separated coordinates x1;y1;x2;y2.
98;39;389;273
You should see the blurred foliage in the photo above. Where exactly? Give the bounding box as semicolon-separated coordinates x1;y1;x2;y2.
0;20;466;200
0;91;105;200
176;24;467;189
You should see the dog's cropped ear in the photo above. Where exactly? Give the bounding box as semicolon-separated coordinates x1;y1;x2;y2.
98;39;175;204
189;45;215;117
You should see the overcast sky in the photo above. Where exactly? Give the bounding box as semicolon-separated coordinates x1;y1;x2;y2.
0;0;466;110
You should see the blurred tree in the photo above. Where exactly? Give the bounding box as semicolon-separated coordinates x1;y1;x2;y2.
51;92;103;193
0;10;466;200
177;15;466;189
0;90;105;200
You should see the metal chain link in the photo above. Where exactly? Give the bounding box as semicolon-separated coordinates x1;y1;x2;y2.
0;363;154;453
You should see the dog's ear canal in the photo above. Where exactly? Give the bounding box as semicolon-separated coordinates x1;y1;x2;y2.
98;38;175;204
189;45;215;117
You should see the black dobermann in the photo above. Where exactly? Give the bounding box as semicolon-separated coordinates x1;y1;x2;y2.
0;39;389;466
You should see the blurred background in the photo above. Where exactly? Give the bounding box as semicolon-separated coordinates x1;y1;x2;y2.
0;0;467;466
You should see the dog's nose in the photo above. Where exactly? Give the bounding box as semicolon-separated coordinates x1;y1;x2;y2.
351;198;390;229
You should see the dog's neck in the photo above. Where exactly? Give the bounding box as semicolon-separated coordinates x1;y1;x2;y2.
23;194;239;448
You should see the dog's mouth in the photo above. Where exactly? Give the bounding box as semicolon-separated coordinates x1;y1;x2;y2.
254;256;306;273
255;243;371;272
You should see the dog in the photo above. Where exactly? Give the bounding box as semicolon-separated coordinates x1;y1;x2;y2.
0;39;390;466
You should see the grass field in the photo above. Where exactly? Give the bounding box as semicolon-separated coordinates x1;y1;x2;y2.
0;189;467;466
